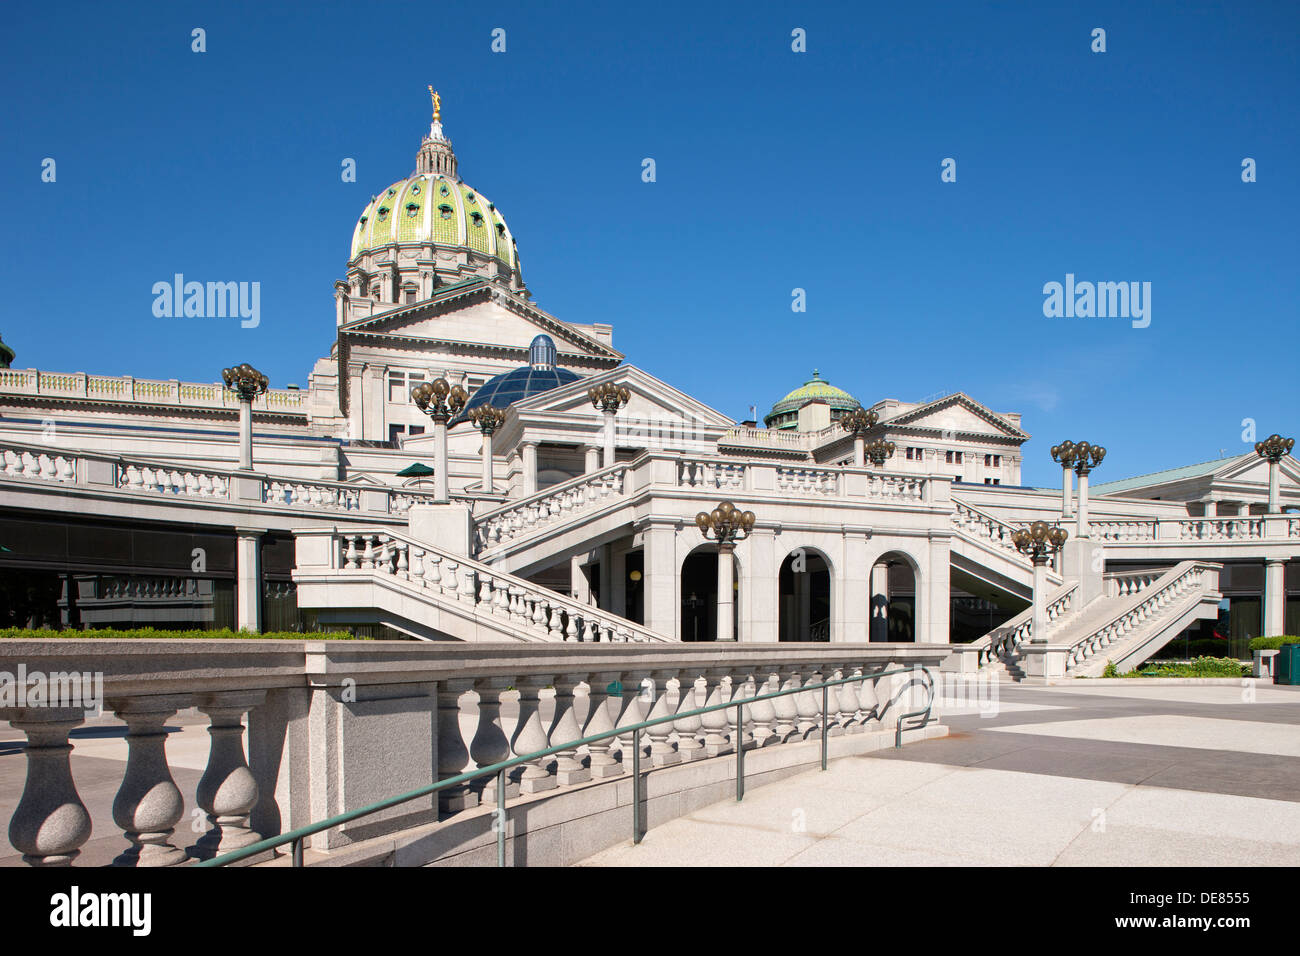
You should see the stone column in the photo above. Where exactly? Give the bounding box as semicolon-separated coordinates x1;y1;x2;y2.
1269;460;1281;513
602;408;617;468
854;435;865;468
570;555;591;605
717;542;736;642
480;430;495;493
437;679;478;813
1031;556;1048;641
433;417;449;503
1061;466;1074;519
584;445;601;474
1076;470;1091;539
1265;558;1287;636
235;528;263;633
642;522;677;636
3;708;92;866
520;441;538;497
238;398;253;470
108;695;189;867
192;691;265;858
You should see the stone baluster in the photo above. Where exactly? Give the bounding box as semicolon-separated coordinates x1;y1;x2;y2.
644;670;681;767
836;665;862;733
564;612;578;642
437;679;479;813
440;559;460;600
854;665;881;729
770;671;801;744
3;708;93;866
458;565;476;603
107;695;190;866
478;575;493;607
547;674;590;786
749;670;780;747
470;677;518;803
509;675;557;794
424;552;442;590
731;672;756;751
580;618;595;642
548;605;565;641
192;691;265;859
794;668;822;740
493;579;511;618
409;546;425;583
672;673;705;761
582;671;624;778
614;674;650;768
699;668;734;757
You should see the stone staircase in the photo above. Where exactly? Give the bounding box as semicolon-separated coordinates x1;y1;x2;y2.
292;527;671;643
967;562;1222;680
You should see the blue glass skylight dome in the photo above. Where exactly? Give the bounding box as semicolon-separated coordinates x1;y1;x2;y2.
451;335;581;426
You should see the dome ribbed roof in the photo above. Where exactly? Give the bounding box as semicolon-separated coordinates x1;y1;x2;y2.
764;370;861;430
450;335;581;426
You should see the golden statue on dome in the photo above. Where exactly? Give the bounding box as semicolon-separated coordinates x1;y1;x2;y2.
428;86;441;122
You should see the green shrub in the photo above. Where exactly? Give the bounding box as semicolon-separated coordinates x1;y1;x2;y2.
1128;656;1248;678
1102;660;1120;678
1249;635;1300;652
0;627;364;641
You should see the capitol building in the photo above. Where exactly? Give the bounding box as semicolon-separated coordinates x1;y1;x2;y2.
1;93;1296;681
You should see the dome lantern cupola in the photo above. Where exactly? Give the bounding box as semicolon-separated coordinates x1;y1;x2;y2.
415;87;458;180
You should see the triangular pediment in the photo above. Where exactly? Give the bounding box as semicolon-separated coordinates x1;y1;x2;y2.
340;278;621;365
1217;453;1300;488
513;365;735;427
884;393;1028;440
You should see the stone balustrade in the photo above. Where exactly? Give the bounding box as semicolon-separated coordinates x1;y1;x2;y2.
0;368;306;413
0;440;433;521
1091;520;1158;543
950;498;1059;572
1105;569;1163;598
474;463;630;549
0;640;943;867
1177;517;1264;541
303;528;673;643
678;458;746;490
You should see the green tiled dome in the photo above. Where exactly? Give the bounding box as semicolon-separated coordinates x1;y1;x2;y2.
764;370;861;431
350;173;518;270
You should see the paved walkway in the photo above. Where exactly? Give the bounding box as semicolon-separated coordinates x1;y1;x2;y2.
579;681;1300;867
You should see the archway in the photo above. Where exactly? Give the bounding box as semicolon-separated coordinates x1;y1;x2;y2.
870;551;919;642
680;545;740;641
779;547;832;642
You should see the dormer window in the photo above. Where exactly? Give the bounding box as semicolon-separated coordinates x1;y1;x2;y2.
470;211;484;227
410;183;421;195
465;191;477;204
439;183;450;197
377;205;390;221
496;223;506;237
406;203;420;218
438;204;454;219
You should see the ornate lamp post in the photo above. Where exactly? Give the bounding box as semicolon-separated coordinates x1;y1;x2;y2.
695;501;755;643
589;382;630;468
840;407;879;467
1050;440;1077;519
1011;520;1069;642
1255;434;1294;513
1069;441;1106;538
412;377;468;503
222;364;268;470
864;437;896;468
468;406;506;494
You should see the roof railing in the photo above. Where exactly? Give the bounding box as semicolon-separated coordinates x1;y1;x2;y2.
197;664;935;868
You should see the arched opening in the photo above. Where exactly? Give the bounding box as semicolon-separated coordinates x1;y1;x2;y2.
870;551;919;642
680;545;739;641
779;547;831;642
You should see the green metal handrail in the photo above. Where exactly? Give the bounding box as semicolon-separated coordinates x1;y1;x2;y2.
196;664;935;868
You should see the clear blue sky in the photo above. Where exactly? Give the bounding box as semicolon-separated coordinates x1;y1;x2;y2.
2;0;1296;488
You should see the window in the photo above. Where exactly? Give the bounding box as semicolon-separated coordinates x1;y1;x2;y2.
945;450;963;464
984;477;1001;485
387;370;425;404
906;446;924;461
984;454;1001;467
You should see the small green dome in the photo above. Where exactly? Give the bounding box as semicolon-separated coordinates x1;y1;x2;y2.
764;370;861;431
350;173;518;272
